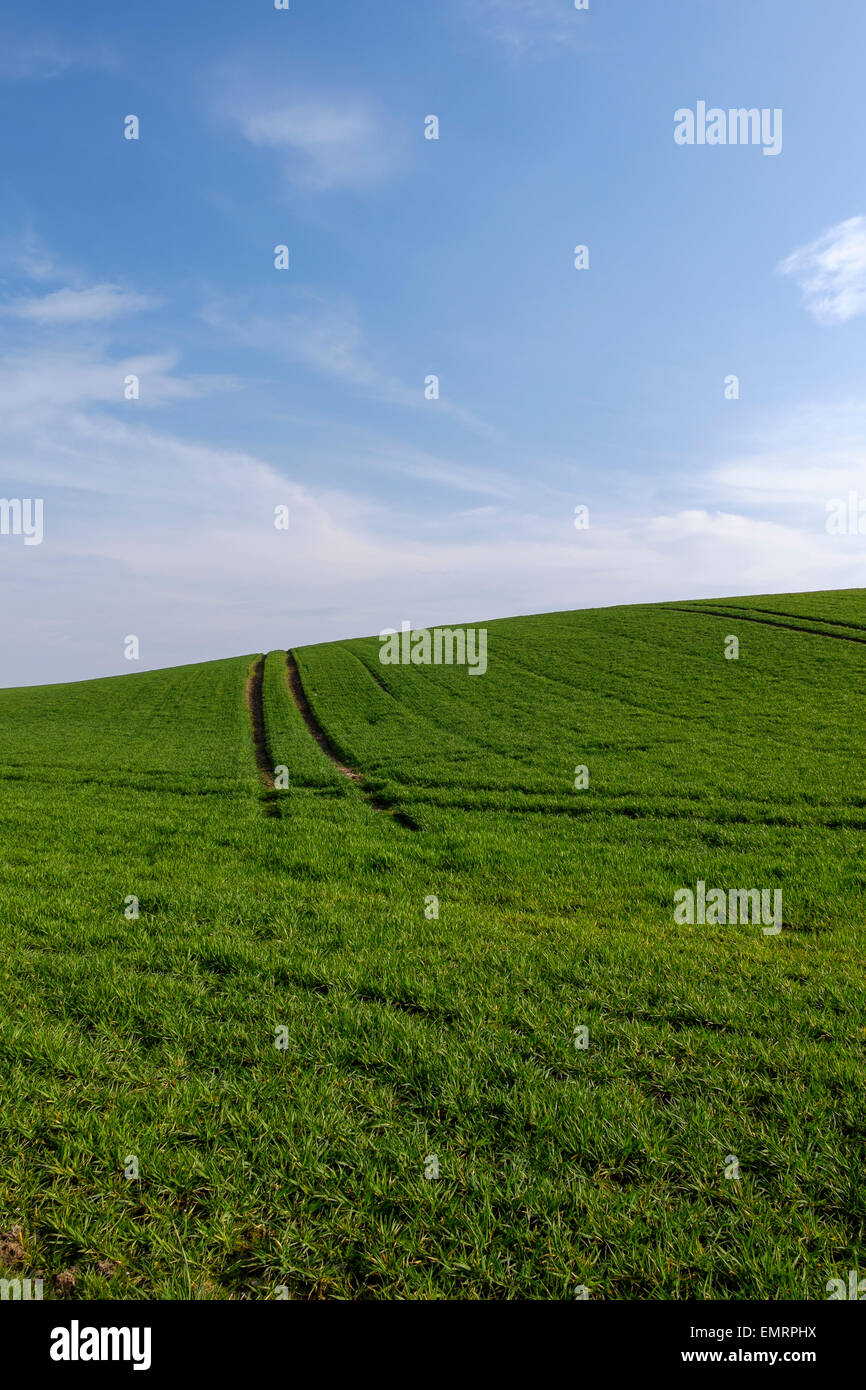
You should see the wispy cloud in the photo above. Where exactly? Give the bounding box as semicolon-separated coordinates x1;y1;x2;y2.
0;29;116;80
0;236;160;326
314;436;526;503
464;0;588;57
0;231;62;284
201;294;394;391
704;400;866;540
0;348;232;420
777;216;866;324
3;284;161;324
200;293;498;438
217;87;405;193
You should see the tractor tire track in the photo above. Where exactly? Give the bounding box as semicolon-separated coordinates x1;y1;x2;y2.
246;657;281;817
347;648;392;694
664;606;866;647
285;651;420;829
693;601;866;636
285;652;360;780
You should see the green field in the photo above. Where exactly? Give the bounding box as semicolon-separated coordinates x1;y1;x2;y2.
0;590;863;1300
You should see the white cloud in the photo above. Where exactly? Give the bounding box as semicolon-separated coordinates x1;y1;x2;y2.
219;89;404;192
3;284;160;324
777;216;866;324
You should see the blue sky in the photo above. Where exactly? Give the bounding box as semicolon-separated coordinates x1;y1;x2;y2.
2;0;866;685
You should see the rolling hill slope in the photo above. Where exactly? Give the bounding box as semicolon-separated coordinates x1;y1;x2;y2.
0;590;863;1299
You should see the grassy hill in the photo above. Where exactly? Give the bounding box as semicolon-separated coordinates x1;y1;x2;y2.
0;590;863;1299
